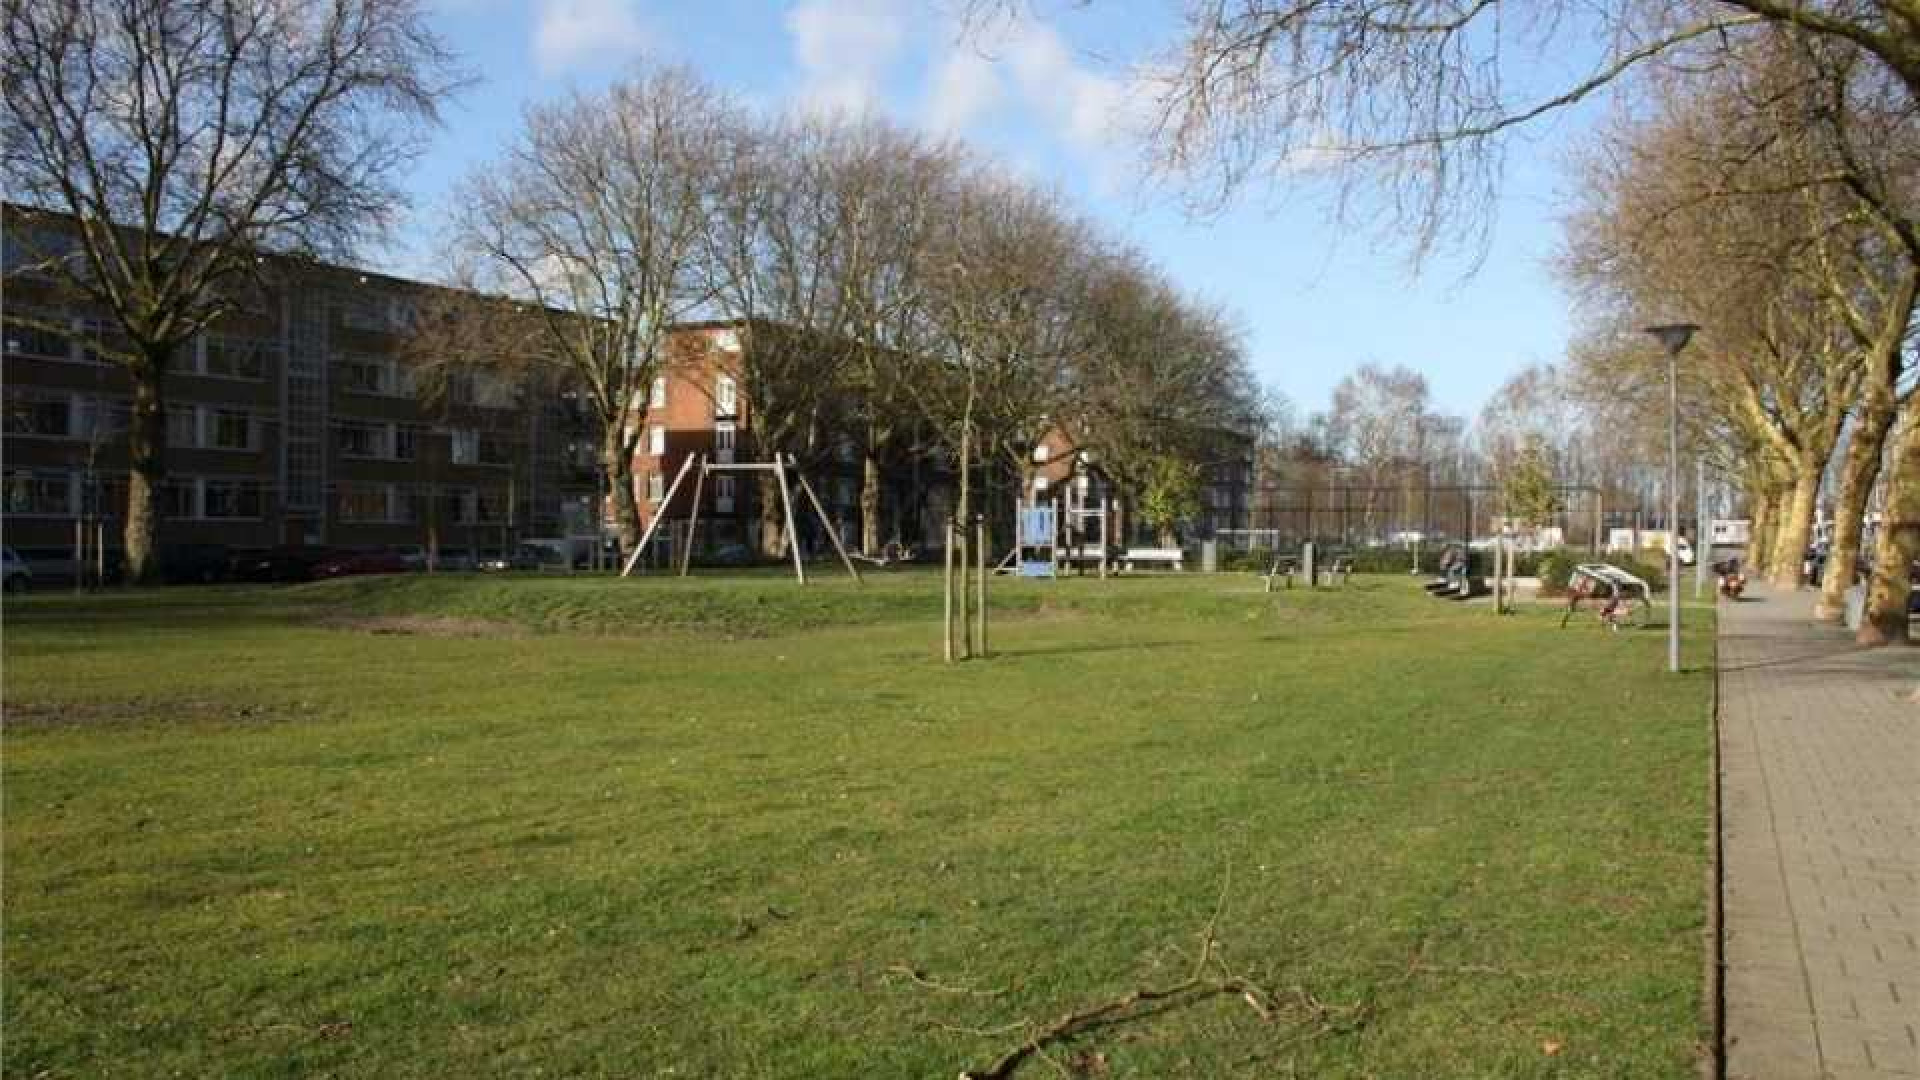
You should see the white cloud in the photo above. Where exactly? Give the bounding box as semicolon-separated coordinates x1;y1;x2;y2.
996;17;1140;155
533;0;651;76
924;46;1001;134
785;0;908;117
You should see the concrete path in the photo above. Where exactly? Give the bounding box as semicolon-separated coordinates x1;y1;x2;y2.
1718;585;1919;1080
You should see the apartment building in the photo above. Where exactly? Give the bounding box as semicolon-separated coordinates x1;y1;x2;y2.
2;234;597;569
628;321;947;559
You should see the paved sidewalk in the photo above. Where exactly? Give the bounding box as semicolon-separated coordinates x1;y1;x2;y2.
1719;585;1919;1080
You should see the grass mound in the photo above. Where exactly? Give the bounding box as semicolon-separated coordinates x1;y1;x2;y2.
298;569;1453;640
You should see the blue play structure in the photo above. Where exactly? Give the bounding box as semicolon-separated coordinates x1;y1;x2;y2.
1019;504;1057;577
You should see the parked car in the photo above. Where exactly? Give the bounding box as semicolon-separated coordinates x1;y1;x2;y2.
477;545;547;572
313;550;410;579
11;545;124;586
3;546;32;592
228;546;335;584
159;543;232;584
390;545;429;571
699;543;754;567
433;549;479;572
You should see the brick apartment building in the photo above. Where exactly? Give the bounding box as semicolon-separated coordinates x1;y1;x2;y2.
5;217;1249;575
629;321;949;561
3;241;598;574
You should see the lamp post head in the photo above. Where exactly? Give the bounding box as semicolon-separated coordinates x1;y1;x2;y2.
1643;323;1699;355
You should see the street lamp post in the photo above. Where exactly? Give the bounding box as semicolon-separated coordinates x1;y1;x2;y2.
1644;323;1698;674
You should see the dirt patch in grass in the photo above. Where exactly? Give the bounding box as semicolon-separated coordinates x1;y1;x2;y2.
5;697;324;732
330;614;527;638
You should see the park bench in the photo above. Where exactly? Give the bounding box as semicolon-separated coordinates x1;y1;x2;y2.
1121;547;1184;572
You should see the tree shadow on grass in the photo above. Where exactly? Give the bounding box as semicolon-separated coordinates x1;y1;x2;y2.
1000;639;1201;659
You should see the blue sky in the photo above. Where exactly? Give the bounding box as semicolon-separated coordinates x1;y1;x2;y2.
393;0;1607;422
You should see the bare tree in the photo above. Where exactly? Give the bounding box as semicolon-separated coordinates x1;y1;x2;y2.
816;121;959;556
448;68;733;551
2;0;458;580
701;116;979;557
1316;364;1443;540
1047;0;1919;262
1857;406;1920;644
1066;253;1264;537
1562;25;1918;618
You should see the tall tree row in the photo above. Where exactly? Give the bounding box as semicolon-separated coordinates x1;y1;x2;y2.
443;68;1265;560
1561;27;1918;643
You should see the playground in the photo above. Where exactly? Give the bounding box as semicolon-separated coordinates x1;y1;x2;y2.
3;572;1714;1077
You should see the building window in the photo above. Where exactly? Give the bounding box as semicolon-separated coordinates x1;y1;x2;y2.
209;409;256;451
90;474;130;518
338;422;381;458
201;335;269;379
3;320;72;360
647;473;665;502
72;398;128;440
4;470;74;515
339;293;385;331
714;474;735;513
450;429;480;465
649;424;666;456
393;426;419;462
396;488;427;524
338;486;392;523
715;375;737;417
80;318;131;365
474;489;509;524
1034;475;1050;493
386;296;416;331
1033;443;1050;464
202;478;263;519
451;371;513;408
4;395;72;437
160;478;197;519
440;488;476;524
168;407;200;448
478;434;512;466
650;376;667;408
714;328;741;352
339;356;387;395
714;421;736;464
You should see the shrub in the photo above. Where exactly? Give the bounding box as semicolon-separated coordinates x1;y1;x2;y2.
1535;548;1667;595
1220;547;1273;573
1345;547;1442;574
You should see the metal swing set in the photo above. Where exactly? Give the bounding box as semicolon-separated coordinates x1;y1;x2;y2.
618;453;862;584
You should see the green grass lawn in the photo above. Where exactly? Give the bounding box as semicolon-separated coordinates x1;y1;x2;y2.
2;572;1715;1078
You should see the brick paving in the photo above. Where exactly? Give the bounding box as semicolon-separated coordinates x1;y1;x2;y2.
1718;584;1919;1080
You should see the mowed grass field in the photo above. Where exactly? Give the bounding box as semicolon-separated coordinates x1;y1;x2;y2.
2;572;1714;1078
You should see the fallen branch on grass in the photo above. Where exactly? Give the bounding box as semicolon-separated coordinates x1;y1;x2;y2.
885;965;1014;998
942;863;1365;1079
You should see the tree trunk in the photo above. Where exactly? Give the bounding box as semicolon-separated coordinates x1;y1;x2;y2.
860;452;882;556
1821;272;1915;621
758;472;784;555
124;353;169;584
602;436;641;554
1767;465;1820;588
1857;408;1919;646
1816;397;1896;621
1747;483;1776;572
